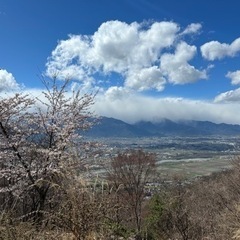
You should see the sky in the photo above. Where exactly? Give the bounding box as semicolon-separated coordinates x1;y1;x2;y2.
1;0;240;124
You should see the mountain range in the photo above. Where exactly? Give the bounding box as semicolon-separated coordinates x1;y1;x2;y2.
85;117;240;138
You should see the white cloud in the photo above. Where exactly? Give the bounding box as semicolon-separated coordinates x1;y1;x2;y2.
3;83;240;126
160;41;207;84
104;86;131;101
89;20;180;72
46;35;91;80
201;37;240;60
44;20;213;124
138;21;180;59
90;21;140;73
46;20;206;92
94;92;240;125
0;69;19;92
125;66;166;91
214;88;240;103
181;23;202;35
226;70;240;85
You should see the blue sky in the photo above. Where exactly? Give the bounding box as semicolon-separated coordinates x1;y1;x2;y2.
1;0;240;124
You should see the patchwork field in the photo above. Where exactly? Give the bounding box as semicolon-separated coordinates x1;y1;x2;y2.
90;136;240;180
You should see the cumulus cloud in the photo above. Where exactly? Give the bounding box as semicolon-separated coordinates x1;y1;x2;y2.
160;41;207;84
226;70;240;85
46;21;179;79
104;86;131;101
214;88;240;103
0;69;19;92
46;20;206;92
201;37;240;60
181;23;202;35
46;35;91;80
125;66;166;91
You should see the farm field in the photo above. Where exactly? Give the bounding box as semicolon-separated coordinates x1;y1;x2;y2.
87;136;240;180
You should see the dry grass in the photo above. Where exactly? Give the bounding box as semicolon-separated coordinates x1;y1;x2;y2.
3;158;240;239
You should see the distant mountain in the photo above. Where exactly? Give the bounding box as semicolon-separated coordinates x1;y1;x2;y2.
85;117;240;138
86;117;151;138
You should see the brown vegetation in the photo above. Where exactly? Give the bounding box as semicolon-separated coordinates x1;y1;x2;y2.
2;78;240;239
107;149;157;237
143;162;240;240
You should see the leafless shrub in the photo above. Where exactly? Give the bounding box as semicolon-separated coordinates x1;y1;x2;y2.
107;149;157;238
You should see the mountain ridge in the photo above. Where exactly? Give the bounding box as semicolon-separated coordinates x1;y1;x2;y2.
85;117;240;138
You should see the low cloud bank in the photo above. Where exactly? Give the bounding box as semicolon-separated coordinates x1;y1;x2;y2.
94;92;240;125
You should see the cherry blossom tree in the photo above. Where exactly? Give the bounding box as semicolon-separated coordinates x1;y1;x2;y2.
0;78;95;221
